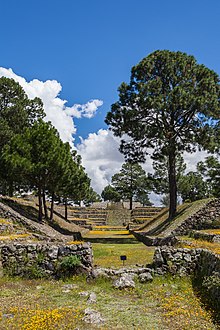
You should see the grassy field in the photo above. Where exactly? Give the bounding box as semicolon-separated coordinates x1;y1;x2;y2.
179;236;220;254
0;241;218;329
0;275;217;330
0;197;219;328
92;242;155;268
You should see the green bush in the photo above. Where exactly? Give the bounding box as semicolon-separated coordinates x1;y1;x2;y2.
23;264;45;279
57;255;82;278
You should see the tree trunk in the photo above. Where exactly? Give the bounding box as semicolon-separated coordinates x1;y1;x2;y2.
65;199;68;220
42;190;48;220
38;188;43;222
168;147;177;219
50;192;55;220
129;196;133;210
8;181;13;197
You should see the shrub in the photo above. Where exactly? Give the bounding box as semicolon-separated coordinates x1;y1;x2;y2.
57;255;82;278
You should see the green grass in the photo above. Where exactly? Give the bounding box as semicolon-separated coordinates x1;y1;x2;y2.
137;199;213;237
92;242;155;268
83;229;138;243
0;275;217;329
179;236;220;255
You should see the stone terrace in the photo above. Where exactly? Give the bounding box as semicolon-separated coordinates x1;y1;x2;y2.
130;207;164;227
66;207;108;229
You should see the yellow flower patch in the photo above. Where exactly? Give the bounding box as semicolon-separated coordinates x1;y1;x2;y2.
180;238;220;255
67;241;84;245
5;307;83;330
0;218;10;224
0;233;30;241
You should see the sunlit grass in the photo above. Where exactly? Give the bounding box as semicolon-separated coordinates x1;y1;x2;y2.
84;229;134;240
179;236;220;255
0;233;30;241
201;229;220;235
92;243;155;267
0;276;217;329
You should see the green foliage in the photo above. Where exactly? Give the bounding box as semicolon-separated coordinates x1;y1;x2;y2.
4;255;46;279
111;161;151;209
57;255;81;278
178;171;209;202
59;151;91;208
0;77;45;195
101;185;121;202
106;50;220;218
197;156;220;197
149;154;186;195
84;187;101;206
22;264;45;279
0;77;44;150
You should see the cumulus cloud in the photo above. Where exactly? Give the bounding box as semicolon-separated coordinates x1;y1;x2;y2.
183;149;210;172
0;67;103;145
77;129;211;205
65;99;103;119
0;67;211;205
77;129;124;193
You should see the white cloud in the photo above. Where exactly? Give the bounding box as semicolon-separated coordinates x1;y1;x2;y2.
76;130;211;205
183;149;210;172
77;129;124;193
0;67;212;205
65;99;103;119
0;67;103;145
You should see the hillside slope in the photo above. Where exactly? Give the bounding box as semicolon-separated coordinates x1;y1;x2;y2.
0;197;88;243
135;199;213;237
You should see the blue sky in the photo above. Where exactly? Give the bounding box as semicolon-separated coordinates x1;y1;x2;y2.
0;0;219;197
1;0;219;139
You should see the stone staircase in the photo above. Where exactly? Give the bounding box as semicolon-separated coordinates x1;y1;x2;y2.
130;207;164;228
66;207;108;229
106;208;131;227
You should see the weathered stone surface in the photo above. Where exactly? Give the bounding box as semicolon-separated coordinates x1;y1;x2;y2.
0;242;93;278
87;292;97;304
83;308;105;325
190;230;220;244
153;249;164;265
113;274;135;289
172;199;220;236
152;246;220;314
79;291;89;297
138;272;153;283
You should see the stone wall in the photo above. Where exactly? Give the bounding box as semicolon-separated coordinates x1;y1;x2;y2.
172;199;220;236
0;200;46;239
190;230;220;243
153;246;202;275
131;231;178;246
0;242;93;278
153;246;220;314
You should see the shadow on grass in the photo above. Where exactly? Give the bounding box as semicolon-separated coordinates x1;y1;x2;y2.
51;209;66;220
1;197;40;223
45;218;79;236
83;237;139;244
145;204;192;236
192;276;220;327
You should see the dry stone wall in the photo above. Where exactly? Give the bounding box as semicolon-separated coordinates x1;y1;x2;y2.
153;246;220;314
190;230;220;243
172;199;220;236
0;242;93;278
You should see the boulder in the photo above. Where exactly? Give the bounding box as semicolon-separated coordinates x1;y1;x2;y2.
113;274;135;289
83;308;105;325
139;272;153;283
